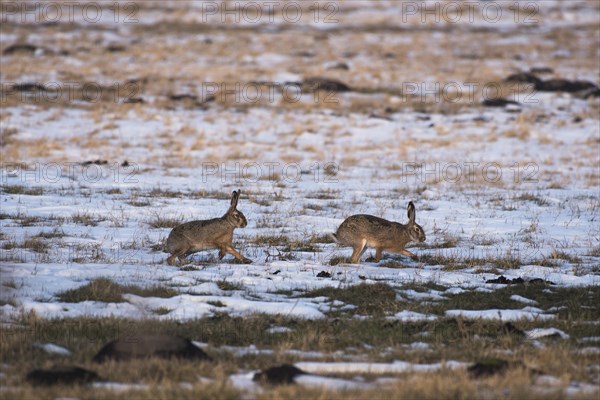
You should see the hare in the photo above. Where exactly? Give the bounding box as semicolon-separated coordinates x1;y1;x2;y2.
332;201;425;264
165;190;252;265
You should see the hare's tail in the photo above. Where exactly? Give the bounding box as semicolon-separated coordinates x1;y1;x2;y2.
330;232;339;243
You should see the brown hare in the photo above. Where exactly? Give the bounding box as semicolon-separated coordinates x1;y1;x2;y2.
165;190;252;265
332;201;426;264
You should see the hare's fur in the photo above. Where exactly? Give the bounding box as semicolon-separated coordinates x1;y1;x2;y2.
166;190;251;265
332;201;425;264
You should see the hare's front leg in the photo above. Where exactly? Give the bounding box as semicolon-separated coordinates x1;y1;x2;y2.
400;249;417;259
167;254;178;265
374;247;383;262
167;247;188;266
223;244;252;264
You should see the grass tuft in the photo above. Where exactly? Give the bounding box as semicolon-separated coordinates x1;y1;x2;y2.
147;213;184;229
2;185;44;196
301;283;399;316
216;280;243;291
56;278;179;303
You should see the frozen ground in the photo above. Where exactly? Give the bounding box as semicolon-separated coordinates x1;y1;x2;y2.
1;96;598;322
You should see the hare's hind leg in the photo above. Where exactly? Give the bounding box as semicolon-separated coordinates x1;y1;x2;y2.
350;239;367;264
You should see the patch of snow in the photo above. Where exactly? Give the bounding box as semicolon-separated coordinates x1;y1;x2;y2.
295;374;369;389
267;326;292;334
510;295;538;305
526;328;569;339
399;289;446;301
228;371;261;392
578;336;600;343
91;382;150;391
576;347;600;355
445;308;554;321
33;342;72;356
389;310;438;322
296;360;469;374
405;342;430;350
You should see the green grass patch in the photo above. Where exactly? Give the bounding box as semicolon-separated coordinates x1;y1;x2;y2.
514;192;549;206
71;211;100;227
415;285;599;323
419;253;488;269
56;278;179;303
1;185;44;196
329;255;349;265
148;188;231;200
300;283;400;316
152;307;173;315
547;250;582;264
180;265;200;271
2;237;49;253
33;229;65;239
251;234;290;246
216;280;243;291
419;253;523;270
22;238;49;253
0;212;46;226
147;213;184;229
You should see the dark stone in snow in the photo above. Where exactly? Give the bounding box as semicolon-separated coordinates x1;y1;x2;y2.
302;77;351;92
503;72;598;94
253;364;307;385
502;322;525;337
486;276;554;285
123;97;145;104
528;277;554;285
169;94;198;101
316;271;332;278
93;334;211;362
26;366;100;386
486;276;524;284
81;159;108;166
576;87;600;99
3;44;39;55
326;62;350;70
13;83;47;92
503;72;542;85
529;67;553;75
536;79;597;93
468;358;510;378
106;45;126;52
482;98;520;107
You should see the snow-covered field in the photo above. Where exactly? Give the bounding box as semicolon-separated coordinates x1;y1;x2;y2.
1;97;598;323
1;0;599;398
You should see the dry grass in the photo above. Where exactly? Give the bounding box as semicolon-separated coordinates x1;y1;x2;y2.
56;278;179;303
1;3;598;397
1;287;598;399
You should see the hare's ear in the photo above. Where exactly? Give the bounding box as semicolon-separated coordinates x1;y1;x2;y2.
407;201;415;224
230;190;240;210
